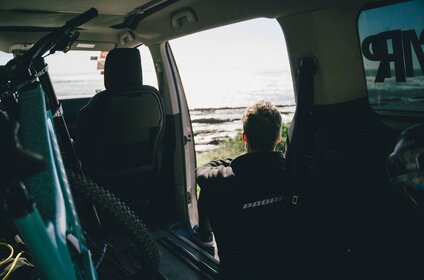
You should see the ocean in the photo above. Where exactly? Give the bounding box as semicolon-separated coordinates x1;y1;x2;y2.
180;69;294;109
51;69;296;153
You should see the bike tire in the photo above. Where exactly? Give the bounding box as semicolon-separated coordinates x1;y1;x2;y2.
67;169;159;280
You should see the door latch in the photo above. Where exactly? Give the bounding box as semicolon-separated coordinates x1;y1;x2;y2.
184;134;192;145
187;192;192;204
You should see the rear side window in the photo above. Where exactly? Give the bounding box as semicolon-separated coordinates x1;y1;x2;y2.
46;46;157;99
46;51;104;98
358;0;424;113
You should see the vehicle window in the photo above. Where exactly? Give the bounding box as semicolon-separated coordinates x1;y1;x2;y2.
358;0;424;113
170;18;294;163
46;51;104;98
138;45;158;88
0;52;13;65
46;47;157;99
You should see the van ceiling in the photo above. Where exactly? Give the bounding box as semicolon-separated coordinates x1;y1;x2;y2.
0;0;386;51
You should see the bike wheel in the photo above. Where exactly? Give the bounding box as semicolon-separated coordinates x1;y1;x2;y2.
67;169;159;280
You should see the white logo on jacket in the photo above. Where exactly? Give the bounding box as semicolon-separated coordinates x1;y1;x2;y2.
242;196;284;209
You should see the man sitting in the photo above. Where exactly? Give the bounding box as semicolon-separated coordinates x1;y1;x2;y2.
194;101;294;279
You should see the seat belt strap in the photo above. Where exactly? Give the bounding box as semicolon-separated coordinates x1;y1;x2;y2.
288;57;317;203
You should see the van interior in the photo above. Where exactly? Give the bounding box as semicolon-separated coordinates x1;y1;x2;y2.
0;0;424;279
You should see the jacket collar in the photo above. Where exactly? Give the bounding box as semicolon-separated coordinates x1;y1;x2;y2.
230;151;286;174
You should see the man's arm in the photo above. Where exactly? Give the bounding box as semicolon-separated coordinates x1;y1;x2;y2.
201;158;232;168
195;158;233;187
195;158;233;231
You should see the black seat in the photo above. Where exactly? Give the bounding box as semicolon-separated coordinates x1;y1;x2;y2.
289;97;424;279
76;48;164;193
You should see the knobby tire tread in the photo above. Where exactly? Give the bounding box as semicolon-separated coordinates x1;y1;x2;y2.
67;169;159;280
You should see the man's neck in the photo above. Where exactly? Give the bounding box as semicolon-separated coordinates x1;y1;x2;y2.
247;146;276;153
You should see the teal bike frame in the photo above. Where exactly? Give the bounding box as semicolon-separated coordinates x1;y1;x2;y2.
13;84;98;280
0;8;100;279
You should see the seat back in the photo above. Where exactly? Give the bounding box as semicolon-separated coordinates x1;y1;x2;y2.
289;97;423;278
96;90;163;177
77;48;164;188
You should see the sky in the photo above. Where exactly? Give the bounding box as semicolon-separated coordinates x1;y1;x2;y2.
0;18;294;107
166;18;295;108
170;18;290;72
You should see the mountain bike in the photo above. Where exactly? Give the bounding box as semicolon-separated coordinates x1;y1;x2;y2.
0;8;159;280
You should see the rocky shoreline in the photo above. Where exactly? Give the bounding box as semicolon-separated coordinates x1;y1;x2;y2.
191;105;295;153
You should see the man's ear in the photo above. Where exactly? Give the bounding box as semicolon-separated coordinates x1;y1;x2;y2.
242;132;248;143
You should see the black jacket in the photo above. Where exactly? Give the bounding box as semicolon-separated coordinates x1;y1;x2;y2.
196;151;294;280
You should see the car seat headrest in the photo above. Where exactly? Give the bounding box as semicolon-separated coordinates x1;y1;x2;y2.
104;48;143;91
